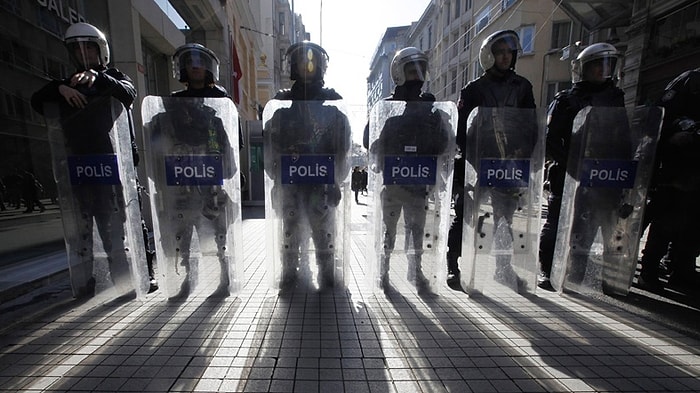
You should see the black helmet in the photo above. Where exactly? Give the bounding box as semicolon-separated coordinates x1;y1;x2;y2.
173;43;220;83
286;41;329;82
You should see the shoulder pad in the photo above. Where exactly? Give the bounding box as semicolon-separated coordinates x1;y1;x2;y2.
420;92;436;102
273;89;292;100
322;88;343;100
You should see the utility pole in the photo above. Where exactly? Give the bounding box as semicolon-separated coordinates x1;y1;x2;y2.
319;0;323;46
291;0;296;43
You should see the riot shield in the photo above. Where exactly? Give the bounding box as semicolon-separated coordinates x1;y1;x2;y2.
459;107;545;295
44;98;149;298
366;100;457;294
550;106;662;295
141;96;243;299
262;100;352;292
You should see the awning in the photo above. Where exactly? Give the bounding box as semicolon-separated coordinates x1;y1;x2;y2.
556;0;634;30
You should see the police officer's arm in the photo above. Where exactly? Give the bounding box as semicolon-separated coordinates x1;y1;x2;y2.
362;122;370;149
31;80;64;115
520;79;536;109
96;69;137;108
544;96;570;165
455;83;480;157
337;111;353;178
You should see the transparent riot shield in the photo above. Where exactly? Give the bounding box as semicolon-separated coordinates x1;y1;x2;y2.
366;101;457;294
141;96;243;299
262;100;352;292
44;98;149;299
459;107;545;295
550;106;662;295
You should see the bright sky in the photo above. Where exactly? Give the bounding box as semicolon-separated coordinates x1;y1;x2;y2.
292;0;432;144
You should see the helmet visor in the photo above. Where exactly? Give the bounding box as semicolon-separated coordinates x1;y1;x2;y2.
66;40;103;70
582;56;618;83
292;47;323;80
403;60;427;82
491;35;520;55
174;48;219;82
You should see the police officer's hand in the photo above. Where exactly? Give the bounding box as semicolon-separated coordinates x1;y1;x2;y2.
58;84;88;109
70;69;98;88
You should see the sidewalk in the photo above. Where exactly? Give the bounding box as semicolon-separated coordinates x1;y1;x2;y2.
0;202;699;392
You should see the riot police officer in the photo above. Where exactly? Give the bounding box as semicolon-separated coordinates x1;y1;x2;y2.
447;30;536;284
537;43;626;290
172;43;245;149
362;47;437;149
638;68;700;290
31;22;143;297
368;47;453;290
172;43;229;98
264;41;351;290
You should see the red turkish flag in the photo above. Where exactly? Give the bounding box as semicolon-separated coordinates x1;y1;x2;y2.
231;37;243;104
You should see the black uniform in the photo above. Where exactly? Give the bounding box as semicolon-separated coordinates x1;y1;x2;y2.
31;66;138;296
538;80;625;282
639;68;700;288
265;80;350;288
173;84;245;149
147;97;235;297
369;88;451;286
447;69;535;276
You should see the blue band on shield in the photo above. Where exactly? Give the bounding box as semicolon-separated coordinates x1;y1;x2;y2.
165;154;224;186
68;154;120;185
281;155;335;184
581;159;637;188
479;159;530;188
383;156;437;185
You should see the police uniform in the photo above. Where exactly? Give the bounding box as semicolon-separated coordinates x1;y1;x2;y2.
149;99;235;296
538;80;625;283
639;68;700;288
266;80;350;288
31;65;138;295
370;96;451;285
447;67;536;278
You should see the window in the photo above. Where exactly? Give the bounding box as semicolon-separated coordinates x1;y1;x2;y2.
452;32;459;57
43;56;65;80
451;70;458;94
419;37;424;51
446;1;451;24
502;0;516;10
463;25;471;52
546;81;572;106
465;0;472;11
428;26;433;48
520;25;535;54
462;66;469;86
476;8;489;33
473;61;483;79
278;12;285;36
551;21;571;49
455;0;461;19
